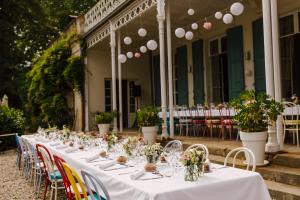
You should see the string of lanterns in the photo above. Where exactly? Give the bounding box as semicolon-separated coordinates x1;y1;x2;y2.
175;1;244;40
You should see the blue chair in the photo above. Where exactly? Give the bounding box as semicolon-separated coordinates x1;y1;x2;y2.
81;170;110;200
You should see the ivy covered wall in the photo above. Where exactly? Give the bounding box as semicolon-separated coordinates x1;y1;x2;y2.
26;33;83;129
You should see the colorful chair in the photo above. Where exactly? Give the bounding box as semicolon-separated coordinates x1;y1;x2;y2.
62;163;99;200
36;144;64;200
81;170;110;200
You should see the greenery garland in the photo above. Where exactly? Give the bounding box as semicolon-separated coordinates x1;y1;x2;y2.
26;33;84;129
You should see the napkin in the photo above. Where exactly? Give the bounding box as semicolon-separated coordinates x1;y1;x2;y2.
65;147;78;153
130;170;145;180
50;142;60;146
85;154;99;162
99;161;116;170
56;145;68;149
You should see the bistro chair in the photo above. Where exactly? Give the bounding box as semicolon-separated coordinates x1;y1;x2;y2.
22;138;33;179
224;147;256;172
16;135;25;169
62;163;100;200
81;170;110;200
282;102;300;147
163;140;182;152
27;142;45;197
178;106;192;136
36;144;64;200
203;105;222;138
191;105;206;136
185;144;210;162
220;106;237;140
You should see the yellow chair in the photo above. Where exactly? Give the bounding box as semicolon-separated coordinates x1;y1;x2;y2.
62;163;89;200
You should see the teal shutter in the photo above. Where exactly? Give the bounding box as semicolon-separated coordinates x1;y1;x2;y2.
227;26;245;99
253;18;266;93
176;45;188;106
153;55;161;106
192;39;204;104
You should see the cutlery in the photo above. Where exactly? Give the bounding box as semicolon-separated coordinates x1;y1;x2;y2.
139;176;164;181
118;170;138;175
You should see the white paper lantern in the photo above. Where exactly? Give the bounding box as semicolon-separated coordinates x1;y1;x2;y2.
188;8;195;16
223;13;233;24
140;46;147;53
191;23;199;30
147;40;158;51
118;54;127;63
230;2;244;16
138;28;147;37
175;28;185;38
185;31;194;40
135;52;141;58
215;11;223;20
123;36;132;45
126;52;133;59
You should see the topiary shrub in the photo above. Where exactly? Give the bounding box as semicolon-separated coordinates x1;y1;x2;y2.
0;105;25;134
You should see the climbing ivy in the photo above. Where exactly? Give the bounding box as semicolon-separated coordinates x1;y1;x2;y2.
26;33;83;129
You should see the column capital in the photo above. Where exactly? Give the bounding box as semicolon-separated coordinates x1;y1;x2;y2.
110;21;116;48
156;0;165;20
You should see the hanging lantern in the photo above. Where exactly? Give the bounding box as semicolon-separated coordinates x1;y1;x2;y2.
124;36;132;45
140;46;147;53
175;28;185;38
203;21;212;31
230;2;244;16
118;54;127;63
188;8;195;16
126;52;133;59
147;40;158;51
185;31;194;40
191;23;199;30
138;28;147;37
223;13;233;24
215;11;223;20
135;52;141;58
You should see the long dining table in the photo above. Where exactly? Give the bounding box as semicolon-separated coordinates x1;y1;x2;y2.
23;135;271;200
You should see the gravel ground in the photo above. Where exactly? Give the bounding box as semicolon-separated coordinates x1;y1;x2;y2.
0;150;65;200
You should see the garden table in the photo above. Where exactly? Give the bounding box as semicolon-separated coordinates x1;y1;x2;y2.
23;135;271;200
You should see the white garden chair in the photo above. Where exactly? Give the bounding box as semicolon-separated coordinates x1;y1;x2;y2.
282;101;300;147
224;147;256;171
163;140;182;152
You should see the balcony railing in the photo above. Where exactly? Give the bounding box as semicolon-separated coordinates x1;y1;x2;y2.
84;0;129;33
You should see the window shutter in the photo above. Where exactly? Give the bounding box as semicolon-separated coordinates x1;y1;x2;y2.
176;45;188;106
192;39;205;104
227;26;245;99
253;18;266;93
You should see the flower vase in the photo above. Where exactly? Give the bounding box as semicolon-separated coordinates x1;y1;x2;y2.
144;155;159;172
184;165;203;182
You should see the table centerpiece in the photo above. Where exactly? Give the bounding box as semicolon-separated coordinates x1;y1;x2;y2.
141;143;163;172
180;148;205;181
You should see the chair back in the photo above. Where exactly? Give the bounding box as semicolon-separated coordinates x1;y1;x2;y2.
36;144;57;180
81;170;111;200
185;144;209;161
27;142;41;169
224;147;256;171
53;155;73;200
62;163;88;200
16;135;25;153
163;140;182;153
282;101;299;124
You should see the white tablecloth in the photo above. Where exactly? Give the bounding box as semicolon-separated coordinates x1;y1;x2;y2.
23;135;271;200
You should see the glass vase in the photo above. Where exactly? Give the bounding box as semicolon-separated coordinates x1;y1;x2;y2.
184;165;203;182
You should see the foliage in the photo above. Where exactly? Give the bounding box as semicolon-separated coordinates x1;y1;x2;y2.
122;136;139;156
180;148;205;167
0;105;25;133
141;143;163;163
137;106;162;127
230;90;284;132
26;33;83;129
95;111;118;124
103;133;118;149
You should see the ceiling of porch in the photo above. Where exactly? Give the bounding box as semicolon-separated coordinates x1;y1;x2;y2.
89;0;261;52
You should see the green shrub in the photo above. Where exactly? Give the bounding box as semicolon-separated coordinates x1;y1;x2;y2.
136;106;162;127
0;105;25;133
95;111;117;124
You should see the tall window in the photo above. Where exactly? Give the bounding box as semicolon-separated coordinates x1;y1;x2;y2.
209;36;229;103
129;81;136;113
280;13;300;98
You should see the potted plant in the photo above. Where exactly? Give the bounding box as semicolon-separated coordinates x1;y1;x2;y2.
137;106;162;145
95;111;117;136
230;90;283;165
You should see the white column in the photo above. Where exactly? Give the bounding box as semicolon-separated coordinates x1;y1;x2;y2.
157;0;168;138
262;0;279;152
271;0;283;149
166;0;174;138
110;22;118;132
117;31;123;133
84;57;89;131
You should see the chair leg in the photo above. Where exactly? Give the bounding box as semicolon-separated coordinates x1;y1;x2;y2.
50;183;54;200
54;182;58;200
43;179;49;200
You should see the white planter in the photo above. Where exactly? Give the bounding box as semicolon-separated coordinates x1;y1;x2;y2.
240;131;268;166
98;124;110;136
142;126;158;145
